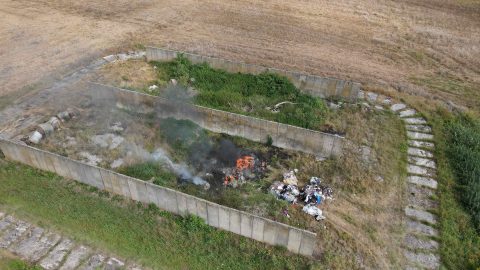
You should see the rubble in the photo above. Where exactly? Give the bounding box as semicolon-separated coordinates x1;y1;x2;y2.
303;205;325;221
91;133;124;150
148;85;159;91
282;169;298;185
109;122;124;132
79;152;102;166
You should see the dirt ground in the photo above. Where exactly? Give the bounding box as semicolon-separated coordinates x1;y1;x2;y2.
1;0;479;109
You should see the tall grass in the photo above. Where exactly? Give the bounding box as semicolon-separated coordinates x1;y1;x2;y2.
151;55;329;131
444;115;480;229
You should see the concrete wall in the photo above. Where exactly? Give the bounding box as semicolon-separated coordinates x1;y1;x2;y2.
91;82;344;157
146;46;361;100
0;138;317;257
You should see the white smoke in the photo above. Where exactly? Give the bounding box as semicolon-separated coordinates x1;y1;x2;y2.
151;148;210;189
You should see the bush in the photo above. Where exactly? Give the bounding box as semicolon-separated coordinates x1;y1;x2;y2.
445;115;480;229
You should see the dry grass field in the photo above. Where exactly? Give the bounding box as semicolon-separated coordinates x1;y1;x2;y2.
1;0;479;109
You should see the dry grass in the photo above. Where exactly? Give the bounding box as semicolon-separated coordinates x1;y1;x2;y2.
93;60;158;91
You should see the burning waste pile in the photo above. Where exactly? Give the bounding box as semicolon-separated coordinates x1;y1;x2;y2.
221;154;267;188
270;170;333;221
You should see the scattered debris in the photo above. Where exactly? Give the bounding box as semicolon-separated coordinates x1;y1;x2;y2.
91;133;124;150
170;79;178;85
282;169;298;185
110;158;124;169
102;51;146;63
148;85;159;91
302;204;325;221
28;131;43;144
64;136;77;147
79;152;102;166
109;122;124;132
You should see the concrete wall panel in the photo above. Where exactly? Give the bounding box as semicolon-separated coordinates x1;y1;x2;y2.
218;206;230;231
263;221;277;246
287;229;302;253
206;203;220;228
240;213;253;238
229;210;241;235
175;192;188;216
251;217;265;242
186;195;197;216
82;166;105;190
195;199;208;223
145;183;160;206
275;224;290;247
299;232;316;257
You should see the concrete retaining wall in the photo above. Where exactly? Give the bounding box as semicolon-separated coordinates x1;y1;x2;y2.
146;46;361;100
90;82;344;157
0;139;317;257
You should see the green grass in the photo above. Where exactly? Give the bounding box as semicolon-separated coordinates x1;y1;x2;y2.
429;110;480;269
150;55;329;131
0;159;314;270
0;256;41;270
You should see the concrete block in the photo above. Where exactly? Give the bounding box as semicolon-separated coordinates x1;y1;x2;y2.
408;176;438;189
206;203;220;228
275;224;289;247
109;173;131;197
409;140;435;149
287;228;302;253
218;206;230;231
240;212;253;238
299;232;316;257
408;147;433;158
30;150;48;171
405;206;437;224
263;221;277;246
175;192;188;216
42;153;59;173
229;210;241;235
82;165;105;190
251;217;265;242
19;147;38;169
195;199;208;223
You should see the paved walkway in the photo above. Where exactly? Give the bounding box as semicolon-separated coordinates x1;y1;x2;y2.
0;212;143;270
360;91;440;269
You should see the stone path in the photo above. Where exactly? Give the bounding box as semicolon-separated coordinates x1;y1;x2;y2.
0;212;142;270
359;91;440;269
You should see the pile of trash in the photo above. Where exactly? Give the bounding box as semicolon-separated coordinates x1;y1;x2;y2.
270;170;333;221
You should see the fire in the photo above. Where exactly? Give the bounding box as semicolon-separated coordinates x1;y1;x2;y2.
236;155;255;170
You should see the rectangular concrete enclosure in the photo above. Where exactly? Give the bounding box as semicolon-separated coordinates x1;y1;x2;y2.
146;46;361;100
0;139;317;257
89;82;344;158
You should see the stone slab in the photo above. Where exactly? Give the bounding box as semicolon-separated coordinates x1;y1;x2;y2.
407;220;438;237
408;148;433;158
408;176;438;189
408;140;434;149
105;257;125;270
405;207;437;224
405;234;438;251
11;227;44;258
391;103;407;112
407;164;434;177
408;156;436;169
0;220;30;248
400;109;417;118
40;238;74;269
79;254;105;270
406;125;432;133
240;213;253;238
251;217;265;242
0;215;15;232
29;232;62;262
59;245;90;270
407;131;434;141
366;92;378;102
404;250;440;270
403;118;427;125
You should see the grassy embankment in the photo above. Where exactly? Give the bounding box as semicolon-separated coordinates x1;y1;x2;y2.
0;159;313;270
148;55;331;132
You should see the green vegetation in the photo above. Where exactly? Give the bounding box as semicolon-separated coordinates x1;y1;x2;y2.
117;162;176;187
0;160;313;269
0;256;41;270
430;111;480;269
151;55;329;131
